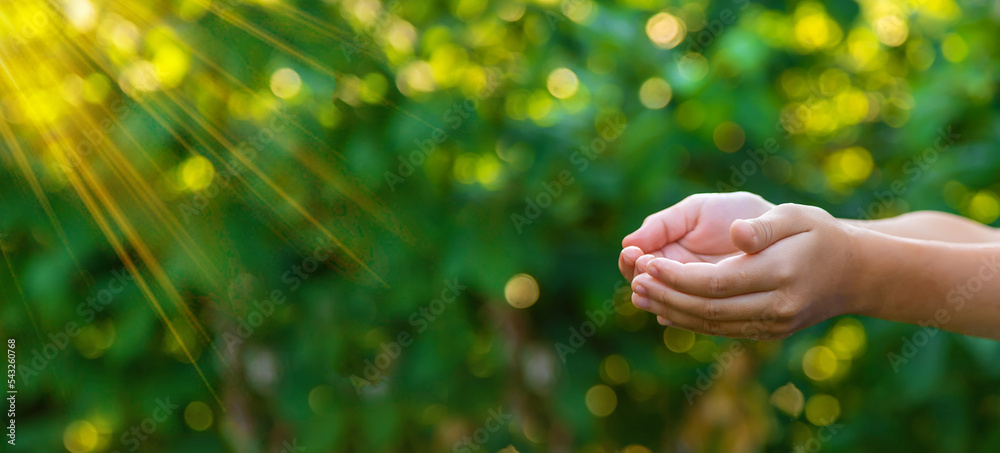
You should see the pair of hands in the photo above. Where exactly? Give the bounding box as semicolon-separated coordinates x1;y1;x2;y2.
618;192;864;339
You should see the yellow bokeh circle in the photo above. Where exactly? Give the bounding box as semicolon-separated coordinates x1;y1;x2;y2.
585;384;617;417
270;67;302;99
713;121;746;153
181;155;216;192
805;394;841;426
639;77;672;109
504;274;539;308
601;355;631;384
802;345;838;381
63;420;98;453
547;68;580;99
646;12;686;49
663;326;696;353
184;401;214;431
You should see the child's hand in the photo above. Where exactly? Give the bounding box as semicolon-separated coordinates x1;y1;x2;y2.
618;192;774;283
630;203;864;338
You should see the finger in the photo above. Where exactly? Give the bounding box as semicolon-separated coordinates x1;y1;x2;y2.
632;291;768;338
634;254;655;276
730;203;816;254
619;247;644;281
622;195;705;252
646;256;782;298
633;273;774;321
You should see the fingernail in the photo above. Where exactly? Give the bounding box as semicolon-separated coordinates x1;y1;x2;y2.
623;248;639;262
633;283;647;296
647;263;660;279
633;295;649;309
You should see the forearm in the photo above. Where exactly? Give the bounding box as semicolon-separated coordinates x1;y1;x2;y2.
850;228;1000;340
841;211;1000;243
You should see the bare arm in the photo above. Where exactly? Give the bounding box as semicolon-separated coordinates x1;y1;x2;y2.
842;211;1000;244
853;229;1000;339
625;202;1000;341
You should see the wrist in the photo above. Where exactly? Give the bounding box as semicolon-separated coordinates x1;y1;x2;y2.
841;225;892;317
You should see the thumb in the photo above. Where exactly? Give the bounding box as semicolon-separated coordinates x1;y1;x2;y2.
730;204;813;254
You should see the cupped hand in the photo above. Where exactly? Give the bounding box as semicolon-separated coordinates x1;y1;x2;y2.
618;192;775;282
630;203;864;339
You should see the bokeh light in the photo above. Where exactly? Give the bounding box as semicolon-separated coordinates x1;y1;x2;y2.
63;420;98;453
585;384;618;417
968;191;1000;224
826;318;867;359
802;345;838;381
184;401;214;431
646;12;686;49
663;326;696;353
270;67;302;99
873;15;908;47
678;53;709;81
601;355;631;385
824;146;874;187
181;155;215;192
805;394;841;426
770;382;805;417
713;121;746;153
547;68;579;99
942;34;969;63
638;77;672;109
504;273;539;308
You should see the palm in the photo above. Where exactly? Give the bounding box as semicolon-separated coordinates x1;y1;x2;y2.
630;193;774;264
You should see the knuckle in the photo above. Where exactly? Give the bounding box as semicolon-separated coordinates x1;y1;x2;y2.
758;219;775;245
802;204;831;219
774;203;806;219
707;275;730;297
773;299;798;321
702;317;723;336
701;300;721;321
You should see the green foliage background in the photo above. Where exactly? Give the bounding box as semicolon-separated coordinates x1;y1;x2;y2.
1;0;999;452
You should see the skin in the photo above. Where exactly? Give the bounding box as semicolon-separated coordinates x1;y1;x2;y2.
620;192;1000;340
